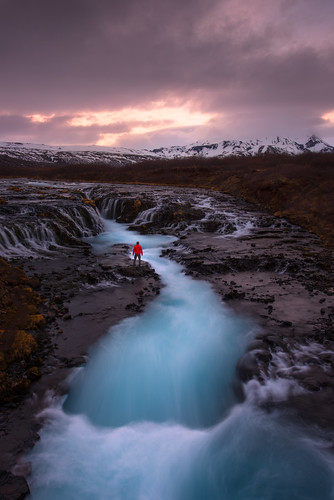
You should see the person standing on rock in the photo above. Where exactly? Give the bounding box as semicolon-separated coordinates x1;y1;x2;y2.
132;241;143;266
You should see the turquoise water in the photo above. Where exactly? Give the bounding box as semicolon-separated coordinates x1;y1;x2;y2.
27;221;334;499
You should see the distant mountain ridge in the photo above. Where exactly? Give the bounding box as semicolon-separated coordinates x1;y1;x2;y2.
152;135;334;158
0;135;333;166
0;141;157;166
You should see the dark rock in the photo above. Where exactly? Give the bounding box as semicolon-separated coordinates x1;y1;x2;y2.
101;265;112;271
64;356;87;368
262;335;286;349
128;223;154;234
0;470;30;500
280;321;293;328
280;389;334;430
118;265;157;279
299;368;334;392
236;352;262;382
224;290;246;300
125;303;136;310
29;276;41;290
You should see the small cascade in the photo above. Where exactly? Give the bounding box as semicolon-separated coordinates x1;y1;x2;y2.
196;196;256;237
0;222;61;258
56;206;103;237
133;206;158;224
0;202;103;259
95;197;126;220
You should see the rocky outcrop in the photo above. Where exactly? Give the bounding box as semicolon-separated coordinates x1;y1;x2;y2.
0;470;29;500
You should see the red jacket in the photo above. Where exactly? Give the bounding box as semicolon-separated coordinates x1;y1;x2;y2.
132;244;143;255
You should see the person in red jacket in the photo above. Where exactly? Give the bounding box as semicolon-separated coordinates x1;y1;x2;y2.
132;241;143;266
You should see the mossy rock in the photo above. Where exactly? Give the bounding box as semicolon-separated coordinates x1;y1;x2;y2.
82;198;96;208
7;330;37;364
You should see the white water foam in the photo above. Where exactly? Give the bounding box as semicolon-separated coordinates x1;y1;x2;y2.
28;401;334;500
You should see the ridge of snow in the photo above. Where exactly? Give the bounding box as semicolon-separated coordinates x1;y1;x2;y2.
150;135;334;159
0;135;333;166
0;141;154;156
0;141;158;166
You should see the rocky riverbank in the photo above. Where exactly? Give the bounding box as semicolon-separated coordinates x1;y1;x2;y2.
164;228;334;432
0;179;334;498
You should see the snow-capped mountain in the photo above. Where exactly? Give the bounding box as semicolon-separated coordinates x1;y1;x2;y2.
151;135;334;159
0;142;159;166
0;135;333;166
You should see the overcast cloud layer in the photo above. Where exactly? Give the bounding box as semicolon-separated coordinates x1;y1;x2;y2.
1;0;334;148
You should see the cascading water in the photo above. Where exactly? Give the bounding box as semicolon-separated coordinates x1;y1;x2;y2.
27;219;334;499
0;180;105;259
96;198;126;220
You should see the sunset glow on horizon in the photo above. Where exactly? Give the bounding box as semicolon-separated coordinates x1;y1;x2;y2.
27;114;56;124
322;111;334;124
68;105;213;128
65;103;216;146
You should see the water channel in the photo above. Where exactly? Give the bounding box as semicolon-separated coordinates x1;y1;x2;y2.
27;219;334;499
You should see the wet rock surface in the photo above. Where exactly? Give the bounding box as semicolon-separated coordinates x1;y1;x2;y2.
0;470;29;500
0;179;334;497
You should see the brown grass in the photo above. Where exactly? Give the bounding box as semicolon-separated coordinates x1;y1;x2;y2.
0;258;44;402
1;153;334;246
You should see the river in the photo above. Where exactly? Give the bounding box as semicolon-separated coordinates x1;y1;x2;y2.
26;219;334;499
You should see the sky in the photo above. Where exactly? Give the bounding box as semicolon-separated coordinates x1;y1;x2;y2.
1;0;334;149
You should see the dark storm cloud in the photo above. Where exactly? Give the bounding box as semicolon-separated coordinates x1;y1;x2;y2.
0;0;219;111
1;0;334;145
0;114;32;135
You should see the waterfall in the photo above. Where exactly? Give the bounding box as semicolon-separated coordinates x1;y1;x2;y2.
0;204;103;258
133;206;158;224
56;206;103;237
0;222;64;258
96;198;126;220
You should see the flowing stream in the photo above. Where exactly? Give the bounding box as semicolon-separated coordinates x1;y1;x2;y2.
27;220;334;499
